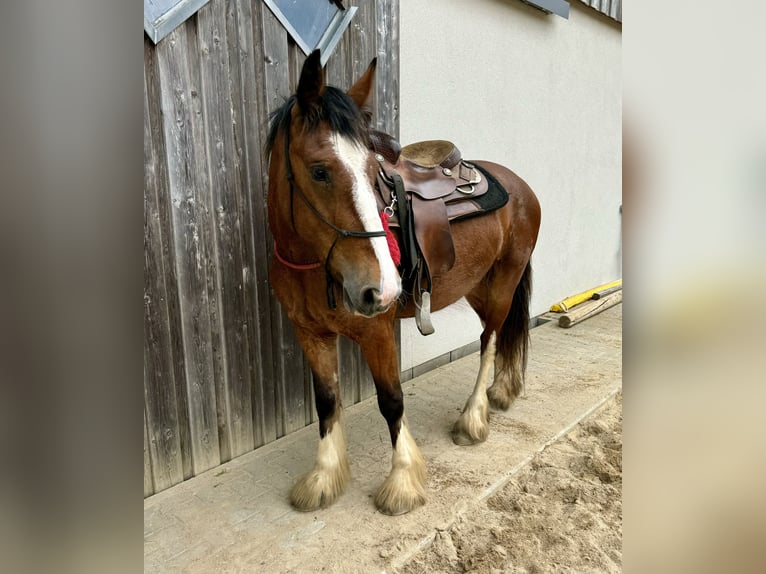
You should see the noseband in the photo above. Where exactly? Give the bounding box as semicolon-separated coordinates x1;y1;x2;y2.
280;110;386;310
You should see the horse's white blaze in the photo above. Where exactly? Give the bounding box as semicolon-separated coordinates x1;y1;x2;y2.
332;135;401;304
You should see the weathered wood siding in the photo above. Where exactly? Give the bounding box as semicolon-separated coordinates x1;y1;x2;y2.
578;0;621;22
144;0;399;496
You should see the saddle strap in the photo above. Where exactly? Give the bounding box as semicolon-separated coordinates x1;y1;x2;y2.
411;194;456;276
392;173;419;276
390;180;433;336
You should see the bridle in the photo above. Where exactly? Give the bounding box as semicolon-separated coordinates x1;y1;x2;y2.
278;108;386;310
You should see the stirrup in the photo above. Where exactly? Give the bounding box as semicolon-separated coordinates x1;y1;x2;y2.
415;290;435;336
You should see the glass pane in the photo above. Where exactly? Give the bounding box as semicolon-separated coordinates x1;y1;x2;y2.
270;0;338;52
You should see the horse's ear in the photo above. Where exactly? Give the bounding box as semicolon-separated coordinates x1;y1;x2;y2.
297;50;325;113
347;57;377;110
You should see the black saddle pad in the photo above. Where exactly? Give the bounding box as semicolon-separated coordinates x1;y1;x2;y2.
451;164;509;222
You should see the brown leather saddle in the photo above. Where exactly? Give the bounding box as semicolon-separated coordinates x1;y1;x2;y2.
370;130;507;335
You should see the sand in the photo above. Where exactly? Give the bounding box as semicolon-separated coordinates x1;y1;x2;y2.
400;393;622;573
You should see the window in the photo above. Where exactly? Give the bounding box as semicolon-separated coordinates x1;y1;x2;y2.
519;0;570;19
144;0;212;44
263;0;358;65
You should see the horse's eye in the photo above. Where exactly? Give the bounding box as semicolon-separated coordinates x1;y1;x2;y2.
310;166;330;183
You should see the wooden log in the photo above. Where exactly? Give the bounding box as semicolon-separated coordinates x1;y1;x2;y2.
591;285;622;300
559;290;622;328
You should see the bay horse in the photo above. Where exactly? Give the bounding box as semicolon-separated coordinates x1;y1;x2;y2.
266;50;541;515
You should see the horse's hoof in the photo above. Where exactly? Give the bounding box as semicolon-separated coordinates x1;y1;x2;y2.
374;468;427;515
487;383;514;411
290;464;350;511
452;425;489;446
451;399;489;445
451;419;489;446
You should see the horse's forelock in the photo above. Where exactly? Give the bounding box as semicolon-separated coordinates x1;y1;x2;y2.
319;87;370;147
266;88;369;156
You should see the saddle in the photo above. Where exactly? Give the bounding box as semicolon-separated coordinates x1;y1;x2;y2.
370;130;508;335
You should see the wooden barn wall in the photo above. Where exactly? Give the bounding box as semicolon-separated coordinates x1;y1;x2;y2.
144;0;399;497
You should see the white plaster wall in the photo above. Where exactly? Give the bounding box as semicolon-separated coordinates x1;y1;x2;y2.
398;0;622;371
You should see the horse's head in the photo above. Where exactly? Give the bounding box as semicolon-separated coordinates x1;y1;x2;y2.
267;51;401;317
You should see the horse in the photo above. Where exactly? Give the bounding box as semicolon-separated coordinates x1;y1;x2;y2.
266;50;541;516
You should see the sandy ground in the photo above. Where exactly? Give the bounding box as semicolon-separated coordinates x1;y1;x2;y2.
400;393;622;573
144;306;622;574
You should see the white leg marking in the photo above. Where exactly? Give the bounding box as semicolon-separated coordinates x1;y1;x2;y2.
290;412;350;510
453;333;497;445
332;135;401;304
375;419;427;515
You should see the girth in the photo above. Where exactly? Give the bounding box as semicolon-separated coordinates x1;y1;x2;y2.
371;130;508;335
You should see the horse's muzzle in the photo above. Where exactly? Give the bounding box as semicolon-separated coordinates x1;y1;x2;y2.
343;283;399;317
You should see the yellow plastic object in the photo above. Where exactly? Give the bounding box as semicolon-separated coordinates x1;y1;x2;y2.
550;279;622;312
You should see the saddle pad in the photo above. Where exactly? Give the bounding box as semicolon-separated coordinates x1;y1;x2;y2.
448;164;509;222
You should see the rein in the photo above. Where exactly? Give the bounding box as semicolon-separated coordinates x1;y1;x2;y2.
279;109;386;310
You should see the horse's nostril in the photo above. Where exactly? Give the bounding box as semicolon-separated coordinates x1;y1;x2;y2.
361;286;381;308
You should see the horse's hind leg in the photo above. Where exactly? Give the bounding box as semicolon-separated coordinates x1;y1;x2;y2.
289;328;350;511
486;261;532;411
455;260;532;444
358;320;426;515
451;330;496;445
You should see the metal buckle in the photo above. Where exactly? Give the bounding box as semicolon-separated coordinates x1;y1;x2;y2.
456;184;475;195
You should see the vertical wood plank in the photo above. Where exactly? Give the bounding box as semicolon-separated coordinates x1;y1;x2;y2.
155;23;222;474
347;0;376;83
241;0;278;446
349;0;378;402
324;14;349;90
196;0;256;459
287;37;316;426
324;10;357;409
144;38;189;489
260;3;309;437
147;36;197;482
337;337;358;408
288;39;307;92
144;409;154;498
183;16;230;471
374;0;402;395
144;306;184;492
375;0;400;138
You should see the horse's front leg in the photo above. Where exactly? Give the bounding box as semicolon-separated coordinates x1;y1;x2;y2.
290;327;350;511
359;322;426;515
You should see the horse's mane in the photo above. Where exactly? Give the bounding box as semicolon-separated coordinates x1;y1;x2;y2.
265;87;371;156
